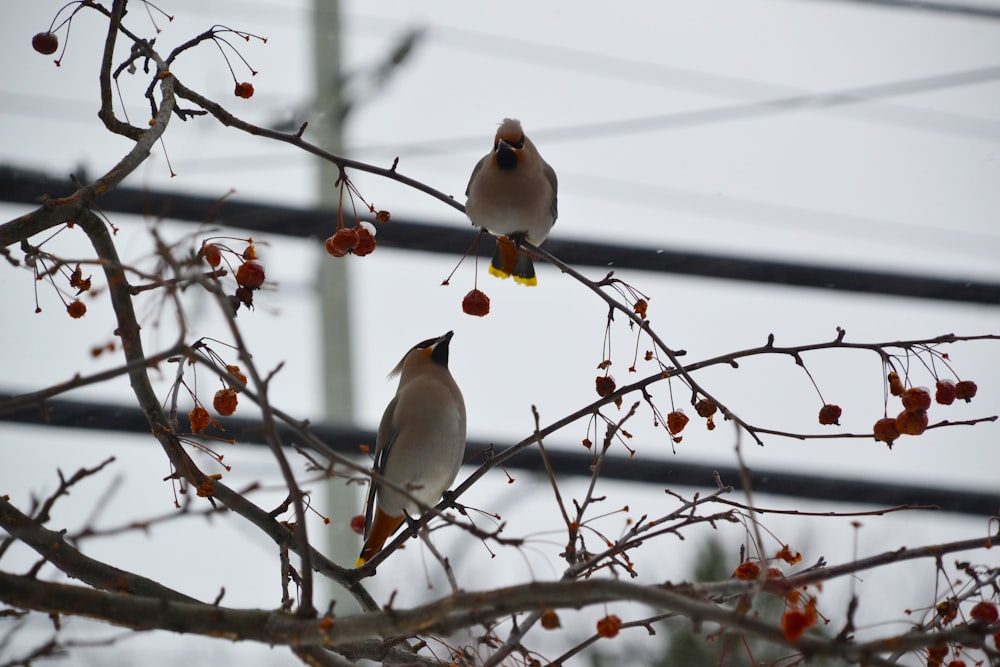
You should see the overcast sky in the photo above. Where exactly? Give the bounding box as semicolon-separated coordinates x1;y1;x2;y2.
2;1;999;664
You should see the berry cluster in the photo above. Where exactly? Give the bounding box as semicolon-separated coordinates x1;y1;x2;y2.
873;371;978;448
201;238;265;313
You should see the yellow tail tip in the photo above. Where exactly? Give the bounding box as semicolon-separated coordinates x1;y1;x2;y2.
488;264;512;280
513;274;538;287
354;556;367;569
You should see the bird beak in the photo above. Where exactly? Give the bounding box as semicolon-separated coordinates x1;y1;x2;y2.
436;331;454;346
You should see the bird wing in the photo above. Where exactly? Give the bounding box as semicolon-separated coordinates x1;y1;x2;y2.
465;154;490;198
544;161;558;222
363;395;400;540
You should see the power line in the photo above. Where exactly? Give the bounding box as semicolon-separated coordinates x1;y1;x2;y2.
1;393;995;517
805;0;1000;20
1;164;998;304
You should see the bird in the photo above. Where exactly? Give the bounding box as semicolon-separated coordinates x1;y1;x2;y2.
465;118;558;286
356;331;467;568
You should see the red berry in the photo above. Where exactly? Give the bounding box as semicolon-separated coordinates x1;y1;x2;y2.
954;380;978;402
353;227;377;256
202;243;222;268
349;514;366;535
666;410;689;435
32;32;59;55
595;615;622;638
235;260;265;290
935;379;956;405
895;409;928;436
595;375;616;398
326;228;359;257
970;600;999;624
695;399;717;418
902;387;932;413
461;288;490;317
66;300;87;319
818;403;842;426
213;388;238;416
873;417;899;446
234;81;254;99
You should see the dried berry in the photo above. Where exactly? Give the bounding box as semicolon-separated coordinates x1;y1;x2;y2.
32;32;59;55
540;609;561;629
895;409;928;436
595;614;622;639
234;81;254;99
462;288;490;317
970;600;999;624
935;379;956;406
781;609;814;642
873;417;900;446
695;399;717;418
213;388;238;416
902;387;932;413
326;228;359;257
353;227;377;256
202;243;222;268
235;260;265;290
888;371;904;396
666;410;689;435
733;561;761;580
226;365;247;390
954;380;978;402
188;406;211;433
818;403;842;426
595;375;616;398
66;300;87;319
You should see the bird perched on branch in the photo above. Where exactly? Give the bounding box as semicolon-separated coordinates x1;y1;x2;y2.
356;331;467;568
465;118;558;286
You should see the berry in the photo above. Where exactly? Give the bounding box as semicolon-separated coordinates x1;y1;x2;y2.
695;399;717;418
902;387;932;413
540;609;561;629
213;388;238;416
353;227;377;256
733;561;761;580
970;600;999;624
235;286;254;309
873;417;900;446
235;260;265;290
66;300;87;319
818;403;842;425
595;375;616;398
954;380;978;402
462;288;490;317
595;615;622;639
935;380;956;405
202;243;222;268
895;409;928;436
349;514;366;535
32;32;59;55
188;406;211;433
226;364;247;390
666;410;689;435
888;371;904;396
325;228;359;257
234;82;254;99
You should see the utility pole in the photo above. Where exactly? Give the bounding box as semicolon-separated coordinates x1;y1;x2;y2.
313;0;359;612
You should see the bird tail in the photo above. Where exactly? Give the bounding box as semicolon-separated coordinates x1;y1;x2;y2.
355;507;405;568
488;236;537;286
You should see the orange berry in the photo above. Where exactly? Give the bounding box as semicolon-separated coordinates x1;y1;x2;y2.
595;375;616;398
970;600;999;624
202;243;222;268
235;260;265;290
326;228;359;257
954;380;977;402
353;227;377;256
374;210;391;223
926;645;948;667
781;609;814;642
666;410;689;435
349;514;366;535
66;300;87;319
188;406;211;433
818;403;842;425
234;81;254;98
935;380;956;405
895;409;928;436
226;365;247;390
873;417;900;446
540;609;561;629
695;399;717;418
462;288;490;317
595;614;622;638
213;388;238;416
902;387;932;413
733;561;761;580
633;298;648;319
32;32;59;55
888;371;904;396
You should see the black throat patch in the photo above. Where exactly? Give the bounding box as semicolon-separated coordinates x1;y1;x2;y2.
495;145;518;171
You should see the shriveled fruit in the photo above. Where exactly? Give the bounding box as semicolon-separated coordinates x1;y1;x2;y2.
353;227;377;256
935;379;956;405
901;387;931;413
234;82;254;98
954;380;978;402
326;228;359;257
462;288;490;317
236;260;265;290
32;32;59;55
695;399;717;418
872;417;899;445
888;371;904;396
595;375;616;398
895;409;928;436
188;406;211;433
595;615;622;638
970;600;999;624
818;403;842;425
213;388;239;416
540;609;561;629
66;300;87;319
666;410;689;435
202;243;222;267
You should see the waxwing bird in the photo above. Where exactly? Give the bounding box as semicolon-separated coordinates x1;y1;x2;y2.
356;331;467;568
465;118;558;286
